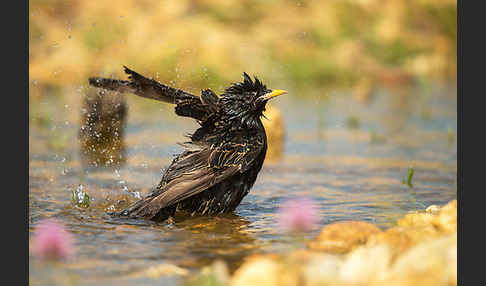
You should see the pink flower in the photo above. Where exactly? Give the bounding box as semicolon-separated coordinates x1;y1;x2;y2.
277;197;319;233
31;219;75;261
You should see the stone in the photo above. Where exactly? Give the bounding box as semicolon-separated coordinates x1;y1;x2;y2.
228;200;458;286
207;260;230;284
368;199;458;262
382;233;457;286
231;255;280;286
189;260;230;286
397;211;436;229
340;245;392;284
395;212;442;244
366;228;413;261
302;253;343;286
425;204;441;214
132;263;188;279
432;200;457;233
307;221;382;254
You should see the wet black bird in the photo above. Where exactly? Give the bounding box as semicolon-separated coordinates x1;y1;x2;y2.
89;66;287;221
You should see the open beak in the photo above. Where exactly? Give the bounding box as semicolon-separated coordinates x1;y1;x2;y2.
262;89;288;100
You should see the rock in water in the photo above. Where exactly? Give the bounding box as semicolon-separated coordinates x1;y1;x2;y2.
383;233;457;286
231;255;280;286
79;88;127;168
307;221;382;254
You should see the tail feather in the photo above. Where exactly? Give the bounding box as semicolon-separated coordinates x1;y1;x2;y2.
110;194;176;222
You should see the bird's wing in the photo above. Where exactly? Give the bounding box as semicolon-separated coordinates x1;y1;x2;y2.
120;135;264;219
88;66;212;121
207;133;265;172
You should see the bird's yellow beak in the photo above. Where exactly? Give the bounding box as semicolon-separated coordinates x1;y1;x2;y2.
263;89;288;100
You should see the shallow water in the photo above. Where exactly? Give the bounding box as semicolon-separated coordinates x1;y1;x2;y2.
29;82;457;285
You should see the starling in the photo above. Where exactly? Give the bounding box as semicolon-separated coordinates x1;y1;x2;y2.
88;66;287;221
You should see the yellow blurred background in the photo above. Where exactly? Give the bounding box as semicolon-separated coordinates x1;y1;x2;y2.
29;0;456;97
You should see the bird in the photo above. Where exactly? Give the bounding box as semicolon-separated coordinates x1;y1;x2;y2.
88;66;287;222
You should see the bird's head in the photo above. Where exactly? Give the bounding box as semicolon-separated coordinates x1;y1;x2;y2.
221;72;287;127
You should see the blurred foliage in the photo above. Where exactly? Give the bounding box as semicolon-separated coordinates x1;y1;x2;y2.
29;0;456;96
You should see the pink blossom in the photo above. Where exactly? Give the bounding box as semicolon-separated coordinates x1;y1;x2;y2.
277;197;319;233
31;219;75;260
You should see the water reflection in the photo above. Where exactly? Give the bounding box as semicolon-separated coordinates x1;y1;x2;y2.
170;213;260;271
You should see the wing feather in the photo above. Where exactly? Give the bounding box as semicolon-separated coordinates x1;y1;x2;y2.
120;135;264;219
89;66;214;121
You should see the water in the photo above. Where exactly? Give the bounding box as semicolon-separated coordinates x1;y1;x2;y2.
29;82;457;285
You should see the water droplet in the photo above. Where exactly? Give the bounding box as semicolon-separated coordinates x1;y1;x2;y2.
71;184;91;208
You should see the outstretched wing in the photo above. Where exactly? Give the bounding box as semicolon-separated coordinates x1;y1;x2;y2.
89;66;216;121
119;133;265;220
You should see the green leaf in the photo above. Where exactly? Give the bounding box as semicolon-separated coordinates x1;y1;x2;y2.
407;167;414;188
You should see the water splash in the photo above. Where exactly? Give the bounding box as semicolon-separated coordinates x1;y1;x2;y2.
71;184;90;208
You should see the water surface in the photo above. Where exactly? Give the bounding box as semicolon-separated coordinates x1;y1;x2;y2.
29;83;457;285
